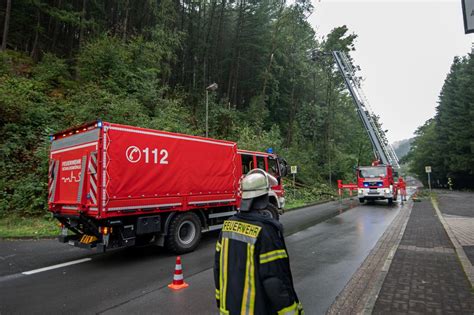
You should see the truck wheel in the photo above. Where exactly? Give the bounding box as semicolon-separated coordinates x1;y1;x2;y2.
387;198;393;205
165;212;202;254
259;203;279;221
359;198;365;204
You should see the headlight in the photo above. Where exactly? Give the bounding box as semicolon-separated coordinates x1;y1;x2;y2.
384;188;391;193
358;189;364;194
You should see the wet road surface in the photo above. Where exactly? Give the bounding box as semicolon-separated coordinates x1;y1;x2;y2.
0;197;410;314
102;201;405;314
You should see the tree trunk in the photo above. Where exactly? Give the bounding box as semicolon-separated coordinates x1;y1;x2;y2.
51;0;62;51
79;0;87;48
1;0;12;51
30;9;41;61
286;83;296;146
261;53;274;96
226;0;244;104
214;0;226;84
204;0;216;83
261;2;284;97
122;0;129;41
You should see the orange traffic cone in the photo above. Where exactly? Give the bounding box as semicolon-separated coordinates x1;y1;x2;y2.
168;256;189;290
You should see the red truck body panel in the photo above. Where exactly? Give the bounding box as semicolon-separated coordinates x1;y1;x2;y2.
49;122;241;219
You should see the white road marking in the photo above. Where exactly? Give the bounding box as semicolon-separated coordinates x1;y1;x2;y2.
22;258;92;275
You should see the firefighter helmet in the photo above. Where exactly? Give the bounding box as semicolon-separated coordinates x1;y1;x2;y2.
240;169;278;211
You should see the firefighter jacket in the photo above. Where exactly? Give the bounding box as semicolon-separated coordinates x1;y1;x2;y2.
214;211;303;315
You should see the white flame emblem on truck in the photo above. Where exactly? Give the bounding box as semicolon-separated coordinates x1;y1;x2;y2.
126;146;141;163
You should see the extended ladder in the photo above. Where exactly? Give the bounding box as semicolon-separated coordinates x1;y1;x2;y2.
332;51;400;168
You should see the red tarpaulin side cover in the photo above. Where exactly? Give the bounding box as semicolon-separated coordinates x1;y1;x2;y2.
105;123;240;202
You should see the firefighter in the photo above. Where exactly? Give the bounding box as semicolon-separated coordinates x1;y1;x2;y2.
214;169;303;315
448;177;453;190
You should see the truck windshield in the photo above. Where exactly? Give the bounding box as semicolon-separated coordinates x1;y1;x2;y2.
359;167;386;178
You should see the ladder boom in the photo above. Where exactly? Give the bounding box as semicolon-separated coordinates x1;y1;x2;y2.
332;51;400;168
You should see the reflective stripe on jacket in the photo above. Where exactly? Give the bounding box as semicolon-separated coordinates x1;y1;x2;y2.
214;212;303;315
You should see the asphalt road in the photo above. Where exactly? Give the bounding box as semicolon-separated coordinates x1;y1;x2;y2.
0;194;413;314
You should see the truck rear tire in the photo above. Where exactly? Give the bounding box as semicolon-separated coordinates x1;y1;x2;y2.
387;198;393;205
359;198;365;204
165;212;202;254
259;203;279;221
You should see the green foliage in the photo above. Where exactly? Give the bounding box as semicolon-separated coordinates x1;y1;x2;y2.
237;124;283;153
32;53;70;89
147;98;196;135
64;84;150;126
77;36;132;92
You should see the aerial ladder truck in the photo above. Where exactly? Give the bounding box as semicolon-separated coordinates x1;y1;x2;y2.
331;51;406;204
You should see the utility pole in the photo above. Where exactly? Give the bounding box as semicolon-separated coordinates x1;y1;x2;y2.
205;83;218;137
425;166;432;192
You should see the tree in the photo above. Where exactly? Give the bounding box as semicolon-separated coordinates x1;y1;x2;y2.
1;0;11;51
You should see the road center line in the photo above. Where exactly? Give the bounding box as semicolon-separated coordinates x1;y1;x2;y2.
22;258;92;275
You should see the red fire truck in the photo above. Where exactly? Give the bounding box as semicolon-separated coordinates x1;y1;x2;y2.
356;162;398;204
330;51;405;204
48;121;288;253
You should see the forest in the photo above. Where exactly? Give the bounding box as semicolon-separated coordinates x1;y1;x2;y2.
406;53;474;189
0;0;377;216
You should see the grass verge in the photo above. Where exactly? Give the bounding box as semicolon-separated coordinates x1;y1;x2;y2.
0;215;58;238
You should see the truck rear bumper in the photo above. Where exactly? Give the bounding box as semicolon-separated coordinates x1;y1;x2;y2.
58;234;102;250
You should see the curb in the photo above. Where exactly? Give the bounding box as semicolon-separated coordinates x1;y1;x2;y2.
431;197;474;288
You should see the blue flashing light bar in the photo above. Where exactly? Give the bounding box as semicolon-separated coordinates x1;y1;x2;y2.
266;148;274;154
97;120;103;128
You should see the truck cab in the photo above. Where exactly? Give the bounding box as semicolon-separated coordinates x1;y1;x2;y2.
357;164;397;204
237;149;288;214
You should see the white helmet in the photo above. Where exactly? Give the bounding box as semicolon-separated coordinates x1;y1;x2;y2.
240;169;278;211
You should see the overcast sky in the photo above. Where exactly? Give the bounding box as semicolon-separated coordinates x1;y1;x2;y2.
309;0;474;143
